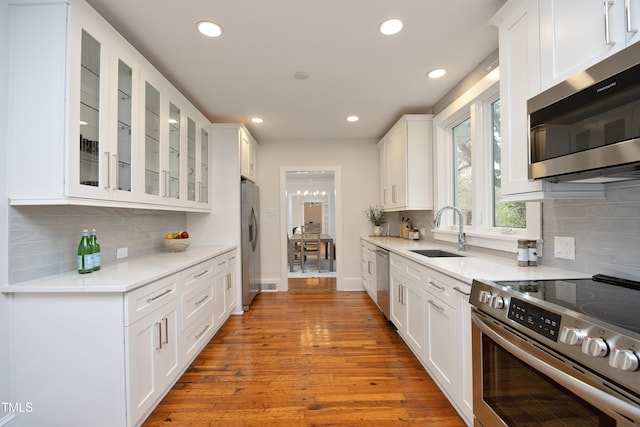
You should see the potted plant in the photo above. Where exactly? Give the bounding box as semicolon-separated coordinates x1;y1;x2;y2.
365;205;386;236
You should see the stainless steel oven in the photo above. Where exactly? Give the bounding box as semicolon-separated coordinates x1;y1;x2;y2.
470;276;640;427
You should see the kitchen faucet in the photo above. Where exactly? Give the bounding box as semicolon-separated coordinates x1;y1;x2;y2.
434;206;466;251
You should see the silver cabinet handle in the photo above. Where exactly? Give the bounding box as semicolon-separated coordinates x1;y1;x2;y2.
156;322;163;350
113;153;118;190
428;299;445;313
367;260;372;275
604;0;616;45
146;288;172;303
453;286;470;297
392;185;397;203
626;0;638;32
195;324;210;340
194;269;210;279
226;273;232;290
103;151;111;189
195;294;210;306
165;317;170;344
428;280;445;292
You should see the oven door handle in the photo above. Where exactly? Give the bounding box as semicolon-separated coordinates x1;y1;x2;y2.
472;312;640;423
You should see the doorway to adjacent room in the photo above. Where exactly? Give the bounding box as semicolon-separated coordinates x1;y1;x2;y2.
281;167;341;291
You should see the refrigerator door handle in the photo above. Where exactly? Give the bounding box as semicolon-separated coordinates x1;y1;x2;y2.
250;207;259;251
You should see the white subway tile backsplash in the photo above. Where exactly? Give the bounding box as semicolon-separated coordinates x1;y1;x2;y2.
9;206;186;283
542;181;640;280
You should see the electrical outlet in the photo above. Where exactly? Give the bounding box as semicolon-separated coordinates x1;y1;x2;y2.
554;236;575;260
116;247;128;259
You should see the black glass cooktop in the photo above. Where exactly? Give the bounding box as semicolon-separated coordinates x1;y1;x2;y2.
495;275;640;335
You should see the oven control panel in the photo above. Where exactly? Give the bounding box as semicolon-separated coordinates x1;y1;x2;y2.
507;297;562;342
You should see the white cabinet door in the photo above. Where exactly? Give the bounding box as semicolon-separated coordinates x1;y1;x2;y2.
126;297;180;424
225;253;238;314
404;280;426;359
240;128;258;182
377;115;433;211
454;285;473;425
389;270;406;332
539;0;628;91
424;291;456;397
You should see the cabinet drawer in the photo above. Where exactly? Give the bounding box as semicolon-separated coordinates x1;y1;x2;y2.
404;259;426;283
226;250;237;266
390;253;403;275
213;254;228;274
182;280;214;330
183;304;215;362
424;269;456;308
124;273;179;326
182;259;215;294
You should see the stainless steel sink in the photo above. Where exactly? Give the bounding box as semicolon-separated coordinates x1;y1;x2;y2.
409;249;464;258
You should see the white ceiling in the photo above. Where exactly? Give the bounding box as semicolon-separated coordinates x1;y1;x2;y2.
86;0;506;142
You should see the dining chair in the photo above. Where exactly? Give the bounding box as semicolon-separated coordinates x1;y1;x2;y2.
301;223;321;272
288;234;303;272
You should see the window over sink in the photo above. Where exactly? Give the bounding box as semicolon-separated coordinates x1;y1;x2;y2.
434;69;541;253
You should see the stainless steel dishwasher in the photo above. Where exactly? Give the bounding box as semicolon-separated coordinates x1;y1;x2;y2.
375;247;390;320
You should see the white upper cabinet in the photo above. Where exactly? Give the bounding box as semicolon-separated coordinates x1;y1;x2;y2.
490;0;605;201
540;0;640;91
240;128;258;182
378;115;433;211
8;0;210;211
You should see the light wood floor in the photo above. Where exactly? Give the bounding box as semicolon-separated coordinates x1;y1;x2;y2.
288;277;336;292
143;291;466;426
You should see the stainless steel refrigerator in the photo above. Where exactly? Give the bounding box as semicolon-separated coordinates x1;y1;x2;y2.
241;179;261;310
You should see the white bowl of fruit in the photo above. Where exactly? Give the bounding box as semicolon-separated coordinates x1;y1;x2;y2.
164;230;191;252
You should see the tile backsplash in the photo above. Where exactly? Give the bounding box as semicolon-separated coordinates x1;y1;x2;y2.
541;181;640;280
9;206;186;284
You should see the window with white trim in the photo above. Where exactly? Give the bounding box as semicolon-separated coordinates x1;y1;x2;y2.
433;69;540;253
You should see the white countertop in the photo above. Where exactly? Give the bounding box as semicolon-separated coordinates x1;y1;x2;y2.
1;245;236;293
362;236;589;286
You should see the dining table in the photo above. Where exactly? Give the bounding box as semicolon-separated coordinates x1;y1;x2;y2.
288;233;334;272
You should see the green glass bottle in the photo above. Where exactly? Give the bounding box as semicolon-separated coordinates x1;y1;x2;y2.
77;229;93;274
90;229;101;271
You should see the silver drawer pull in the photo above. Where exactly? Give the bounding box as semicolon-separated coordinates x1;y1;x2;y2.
195;294;210;306
156;322;163;350
146;288;172;303
428;300;445;313
163;317;169;344
218;260;227;266
194;269;210;278
428;280;445;292
453;286;470;297
195;324;210;339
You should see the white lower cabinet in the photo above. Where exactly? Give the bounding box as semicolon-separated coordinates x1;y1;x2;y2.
390;253;426;358
387;252;472;426
361;240;377;302
7;249;236;427
126;296;181;424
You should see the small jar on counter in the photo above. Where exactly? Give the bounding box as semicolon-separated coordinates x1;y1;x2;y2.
517;239;529;267
528;240;538;266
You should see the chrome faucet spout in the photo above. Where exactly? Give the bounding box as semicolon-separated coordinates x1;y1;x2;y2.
434;205;466;251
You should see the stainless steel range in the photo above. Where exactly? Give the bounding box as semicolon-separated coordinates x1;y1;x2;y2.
470;274;640;427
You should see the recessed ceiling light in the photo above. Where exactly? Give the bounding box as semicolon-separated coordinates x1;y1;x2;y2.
427;68;447;79
379;19;403;35
251;117;264;124
197;21;222;38
347;116;359;122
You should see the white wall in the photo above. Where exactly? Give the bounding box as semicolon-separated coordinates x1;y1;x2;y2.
1;0;13;423
257;138;379;291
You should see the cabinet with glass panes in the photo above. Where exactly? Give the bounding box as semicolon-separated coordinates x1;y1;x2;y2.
8;0;210;211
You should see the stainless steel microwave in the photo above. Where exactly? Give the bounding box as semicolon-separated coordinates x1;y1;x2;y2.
528;42;640;182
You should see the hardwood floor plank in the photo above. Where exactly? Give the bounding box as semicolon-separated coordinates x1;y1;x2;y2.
143;291;466;426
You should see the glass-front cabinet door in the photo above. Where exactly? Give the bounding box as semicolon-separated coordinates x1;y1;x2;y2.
79;29;101;189
144;81;161;198
115;59;133;194
168;102;181;200
187;118;197;202
200;128;210;205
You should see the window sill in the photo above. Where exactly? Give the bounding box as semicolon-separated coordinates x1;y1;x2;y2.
433;228;540;254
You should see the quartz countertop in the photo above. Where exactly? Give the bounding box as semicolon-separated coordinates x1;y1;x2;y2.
362;236;589;286
1;245;236;293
